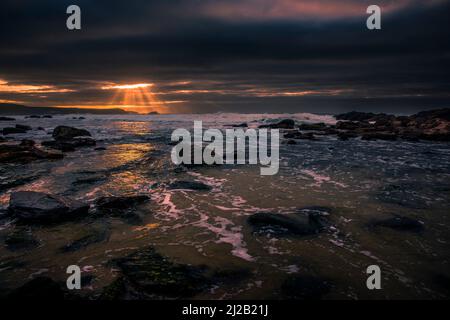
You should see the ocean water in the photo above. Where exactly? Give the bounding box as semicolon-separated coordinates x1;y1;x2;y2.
1;113;449;299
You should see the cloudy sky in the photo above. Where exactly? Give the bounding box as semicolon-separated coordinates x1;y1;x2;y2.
0;0;449;114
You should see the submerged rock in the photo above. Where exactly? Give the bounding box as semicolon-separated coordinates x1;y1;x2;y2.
8;191;89;224
369;215;424;233
108;247;210;298
52;125;91;140
94;195;150;224
168;180;212;191
4;228;40;251
281;275;331;300
60;224;110;252
248;210;329;237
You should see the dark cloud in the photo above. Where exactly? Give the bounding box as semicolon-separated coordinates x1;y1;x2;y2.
0;0;449;113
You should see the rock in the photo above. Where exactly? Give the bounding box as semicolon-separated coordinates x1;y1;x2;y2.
2;127;27;135
4;228;40;251
20;139;35;147
335;111;377;122
42;136;96;151
281;275;331;299
15;124;32;131
52;126;91;140
109;247;210;298
6;277;65;300
168;180;212;191
286;139;297;145
369;215;424;233
337;131;358;141
247;211;327;237
27;115;41;119
94;195;149;223
232;123;248;128
298;123;327;131
42;115;53;118
259;119;295;129
60;224;110;252
0;143;64;163
361;132;397;141
94;147;107;151
284;131;316;140
8;191;89;224
0;116;15;121
0;136;6;142
72;174;107;186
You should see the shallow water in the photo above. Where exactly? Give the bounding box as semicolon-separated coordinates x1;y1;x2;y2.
1;113;449;299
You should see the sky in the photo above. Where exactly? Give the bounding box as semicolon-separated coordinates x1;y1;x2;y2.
0;0;449;114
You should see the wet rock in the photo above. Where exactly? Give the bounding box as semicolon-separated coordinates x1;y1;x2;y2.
232;122;248;128
0;136;6;142
94;146;107;151
298;123;327;131
19;139;35;147
361;132;397;141
72;174;107;186
0;116;15;121
15;124;32;131
2;127;27;135
94;195;149;223
42;136;96;151
286;139;297;145
42;115;53;118
259;119;295;129
335;111;378;122
369;215;424;233
26;115;41;119
337;131;358;140
248;211;327;237
0;143;64;163
52;125;91;140
284;131;316;140
8;191;90;224
281;275;331;300
109;247;210;298
60;224;110;252
4;228;40;251
168;180;212;191
6;277;65;300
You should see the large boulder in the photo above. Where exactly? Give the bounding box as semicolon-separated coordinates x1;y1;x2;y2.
8;191;89;223
52;126;91;140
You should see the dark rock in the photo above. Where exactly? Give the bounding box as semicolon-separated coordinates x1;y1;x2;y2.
259;119;295;129
335;111;377;122
8;191;89;224
6;277;65;300
168;180;212;191
284;131;316;140
52;125;91;140
0;116;15;121
298;123;327;131
4;228;40;251
247;211;327;237
94;147;107;151
2;127;27;135
337;131;358;140
60;224;110;252
72;174;107;186
15;124;32;131
109;247;209;298
42;136;96;151
0;143;64;163
94;195;149;224
281;275;331;300
20;139;35;147
42;115;53;118
369;215;424;233
361;132;397;141
27;115;41;119
232;123;248;128
286;139;297;145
